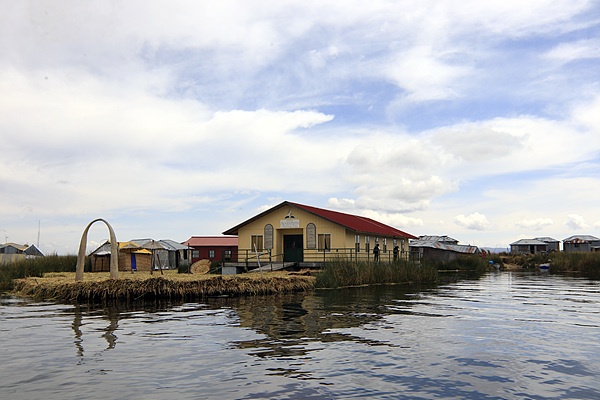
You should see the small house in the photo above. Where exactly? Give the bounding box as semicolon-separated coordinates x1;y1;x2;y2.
510;238;552;254
409;235;479;263
0;243;44;265
89;241;152;272
562;235;600;253
183;236;238;264
89;239;188;272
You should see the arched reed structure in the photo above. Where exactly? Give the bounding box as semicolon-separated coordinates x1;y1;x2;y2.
76;219;119;281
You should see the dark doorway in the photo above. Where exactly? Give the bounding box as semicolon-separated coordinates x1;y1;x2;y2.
284;235;303;263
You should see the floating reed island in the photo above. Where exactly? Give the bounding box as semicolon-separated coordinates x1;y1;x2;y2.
13;270;316;303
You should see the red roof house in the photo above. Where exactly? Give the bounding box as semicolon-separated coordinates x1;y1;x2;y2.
183;236;238;263
223;201;416;264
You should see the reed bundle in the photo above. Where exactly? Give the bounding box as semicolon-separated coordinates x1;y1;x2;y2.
13;273;315;302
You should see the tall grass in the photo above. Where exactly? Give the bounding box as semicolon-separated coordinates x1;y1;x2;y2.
315;258;438;288
546;252;600;279
0;255;77;290
425;254;491;273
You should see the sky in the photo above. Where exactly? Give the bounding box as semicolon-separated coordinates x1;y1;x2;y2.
1;0;600;255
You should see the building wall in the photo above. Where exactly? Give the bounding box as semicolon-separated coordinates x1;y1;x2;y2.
235;204;411;263
0;254;26;265
91;252;152;272
191;245;237;263
563;241;600;253
510;244;548;254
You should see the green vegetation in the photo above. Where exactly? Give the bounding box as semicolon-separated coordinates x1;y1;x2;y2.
499;251;600;279
315;258;438;288
545;251;600;279
424;254;491;273
0;255;77;290
501;252;550;269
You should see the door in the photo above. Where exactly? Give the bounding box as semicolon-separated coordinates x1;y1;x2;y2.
284;235;304;263
131;253;137;271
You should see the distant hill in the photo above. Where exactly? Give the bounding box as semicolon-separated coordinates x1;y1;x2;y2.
481;247;509;254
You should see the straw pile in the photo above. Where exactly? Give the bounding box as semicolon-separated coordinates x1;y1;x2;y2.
13;271;315;302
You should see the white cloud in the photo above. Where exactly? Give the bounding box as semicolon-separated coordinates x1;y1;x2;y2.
515;218;554;231
545;39;600;62
1;0;599;252
565;214;588;230
454;212;491;231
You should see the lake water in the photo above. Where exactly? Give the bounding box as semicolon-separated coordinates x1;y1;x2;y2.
1;271;599;399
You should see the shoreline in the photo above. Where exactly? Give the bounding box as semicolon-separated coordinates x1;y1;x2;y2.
12;270;316;303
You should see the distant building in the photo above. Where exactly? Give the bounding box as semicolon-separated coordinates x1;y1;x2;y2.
182;236;238;263
562;235;600;253
510;237;559;254
533;237;560;252
409;235;479;263
0;243;44;265
89;239;188;272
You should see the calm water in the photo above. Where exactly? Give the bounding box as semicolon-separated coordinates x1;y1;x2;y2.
1;271;599;399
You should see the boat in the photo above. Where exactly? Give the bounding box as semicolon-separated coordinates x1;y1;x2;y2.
539;263;550;270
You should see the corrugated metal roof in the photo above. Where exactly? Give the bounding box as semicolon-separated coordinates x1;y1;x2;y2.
222;201;416;239
158;239;188;251
510;239;547;246
533;237;558;243
563;235;600;243
417;235;458;243
409;240;479;254
183;236;238;247
0;243;29;251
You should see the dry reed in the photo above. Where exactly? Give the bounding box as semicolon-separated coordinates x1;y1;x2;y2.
13;270;315;302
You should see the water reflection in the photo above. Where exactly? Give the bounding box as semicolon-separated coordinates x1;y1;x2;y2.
67;300;180;358
215;284;433;362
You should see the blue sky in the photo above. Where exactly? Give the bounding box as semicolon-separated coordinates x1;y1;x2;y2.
1;0;600;254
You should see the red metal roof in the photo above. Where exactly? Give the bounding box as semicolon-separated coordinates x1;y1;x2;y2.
183;236;238;247
223;201;416;239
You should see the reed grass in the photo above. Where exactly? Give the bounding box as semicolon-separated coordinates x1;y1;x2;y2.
13;270;315;302
0;255;77;290
544;251;600;279
424;254;491;273
315;258;438;288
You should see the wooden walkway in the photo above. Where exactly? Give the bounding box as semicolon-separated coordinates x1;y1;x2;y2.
247;262;296;273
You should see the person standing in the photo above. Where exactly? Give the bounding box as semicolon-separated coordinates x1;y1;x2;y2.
393;245;399;262
373;243;380;262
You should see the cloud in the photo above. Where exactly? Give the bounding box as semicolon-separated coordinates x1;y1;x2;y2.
454;212;490;231
545;39;600;63
1;1;600;253
515;218;554;230
565;214;588;230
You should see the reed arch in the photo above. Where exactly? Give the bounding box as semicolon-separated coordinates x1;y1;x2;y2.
76;218;119;281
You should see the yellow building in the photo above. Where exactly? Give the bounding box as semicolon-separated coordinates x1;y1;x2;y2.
223;201;416;265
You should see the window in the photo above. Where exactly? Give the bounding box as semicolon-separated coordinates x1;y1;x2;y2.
355;235;360;252
365;236;370;254
251;235;263;252
318;234;331;251
208;250;215;258
224;250;232;260
306;223;317;249
192;250;199;258
264;224;274;249
383;238;387;252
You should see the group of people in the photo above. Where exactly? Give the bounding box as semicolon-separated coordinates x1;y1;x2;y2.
372;244;401;262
